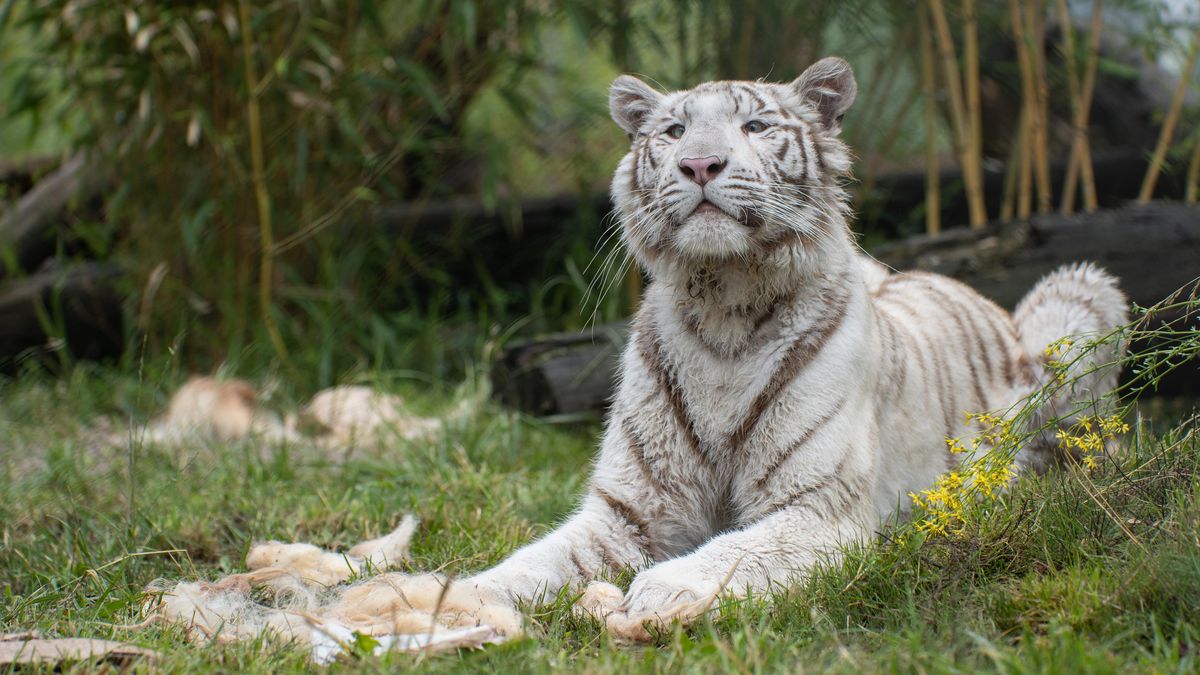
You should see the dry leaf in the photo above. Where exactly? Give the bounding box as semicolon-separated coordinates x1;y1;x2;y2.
0;637;158;666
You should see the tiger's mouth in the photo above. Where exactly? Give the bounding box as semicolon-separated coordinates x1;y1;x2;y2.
684;199;764;230
687;199;744;224
663;196;780;261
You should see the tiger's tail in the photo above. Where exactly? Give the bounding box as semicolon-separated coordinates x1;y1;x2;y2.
1011;263;1129;469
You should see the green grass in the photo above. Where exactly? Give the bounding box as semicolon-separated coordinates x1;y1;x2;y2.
1;365;1199;673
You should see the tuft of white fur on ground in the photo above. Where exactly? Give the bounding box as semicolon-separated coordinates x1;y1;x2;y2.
300;386;441;443
136;377;477;451
145;517;512;662
244;514;418;587
144;376;293;445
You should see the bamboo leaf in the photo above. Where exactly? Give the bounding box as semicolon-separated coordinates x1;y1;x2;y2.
0;0;15;27
393;58;450;120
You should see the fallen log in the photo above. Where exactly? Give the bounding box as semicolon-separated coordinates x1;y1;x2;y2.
870;201;1200;309
492;202;1200;417
0;156;55;194
0;153;108;278
491;323;627;419
373;151;1171;299
0;262;124;373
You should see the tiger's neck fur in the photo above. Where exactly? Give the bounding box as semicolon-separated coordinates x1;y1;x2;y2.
655;241;854;358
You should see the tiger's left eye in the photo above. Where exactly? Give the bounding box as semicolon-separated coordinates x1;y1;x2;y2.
743;120;770;134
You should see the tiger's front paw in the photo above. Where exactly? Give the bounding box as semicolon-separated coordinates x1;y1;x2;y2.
623;560;721;616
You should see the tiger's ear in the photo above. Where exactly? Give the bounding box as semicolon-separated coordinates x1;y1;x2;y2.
791;57;857;133
610;75;664;135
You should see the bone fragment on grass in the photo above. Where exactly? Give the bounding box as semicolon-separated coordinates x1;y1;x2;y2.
147;376;271;443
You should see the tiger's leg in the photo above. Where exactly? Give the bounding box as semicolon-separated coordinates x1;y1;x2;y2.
393;425;675;627
322;490;655;637
463;488;658;605
619;484;872;617
456;341;702;609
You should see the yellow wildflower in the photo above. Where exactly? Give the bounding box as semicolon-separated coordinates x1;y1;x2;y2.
912;411;1018;536
1055;414;1128;473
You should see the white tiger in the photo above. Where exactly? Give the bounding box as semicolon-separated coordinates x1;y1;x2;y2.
359;57;1128;636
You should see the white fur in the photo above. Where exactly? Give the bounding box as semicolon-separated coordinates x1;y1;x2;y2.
414;61;1129;637
142;379;453;449
146;518;513;660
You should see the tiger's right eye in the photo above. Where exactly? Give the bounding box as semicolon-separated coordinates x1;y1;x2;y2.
666;124;685;139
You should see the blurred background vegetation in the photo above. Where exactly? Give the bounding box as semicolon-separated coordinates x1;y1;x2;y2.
0;0;1197;391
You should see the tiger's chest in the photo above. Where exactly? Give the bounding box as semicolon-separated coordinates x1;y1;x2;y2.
636;310;876;545
665;330;793;455
652;286;873;474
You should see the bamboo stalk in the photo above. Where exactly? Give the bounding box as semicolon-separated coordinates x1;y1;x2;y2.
963;0;985;223
1186;132;1200;204
1009;0;1049;215
919;4;941;235
1055;0;1082;213
927;0;987;228
1059;0;1103;212
1077;102;1099;210
1138;28;1200;203
625;266;642;312
926;0;968;159
238;0;289;361
1078;0;1102;211
1027;0;1053;212
1018;112;1034;218
1001;109;1027;221
734;0;756;78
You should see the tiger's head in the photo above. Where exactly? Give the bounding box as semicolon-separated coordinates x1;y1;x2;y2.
608;57;857;274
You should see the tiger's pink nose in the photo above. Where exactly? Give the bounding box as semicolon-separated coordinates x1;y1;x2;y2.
678;156;726;186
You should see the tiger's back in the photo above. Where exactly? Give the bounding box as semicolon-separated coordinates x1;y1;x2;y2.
870;270;1038;511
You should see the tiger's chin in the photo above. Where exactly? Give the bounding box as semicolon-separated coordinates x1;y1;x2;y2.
669;207;755;261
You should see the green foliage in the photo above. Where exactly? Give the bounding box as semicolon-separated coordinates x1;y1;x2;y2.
0;0;922;377
3;1;560;366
